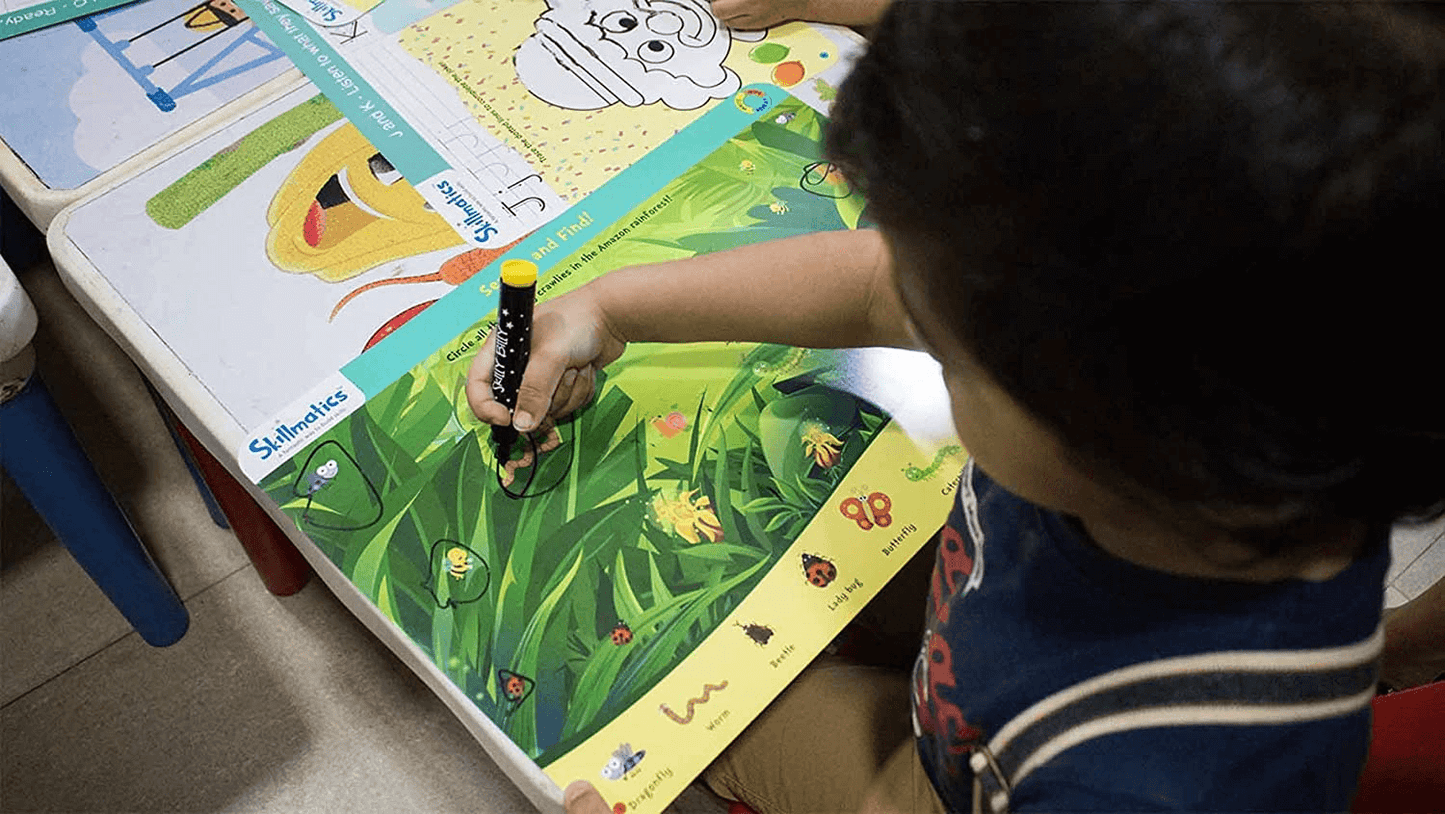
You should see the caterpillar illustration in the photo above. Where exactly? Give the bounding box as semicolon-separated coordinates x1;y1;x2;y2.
902;445;962;481
658;681;729;724
750;346;809;377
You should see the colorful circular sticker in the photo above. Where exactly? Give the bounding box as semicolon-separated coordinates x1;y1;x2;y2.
734;88;773;114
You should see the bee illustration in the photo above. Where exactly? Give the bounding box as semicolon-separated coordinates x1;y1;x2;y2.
600;743;646;781
497;669;533;705
305;459;339;495
425;542;491;607
802;552;838;588
738;159;756;174
445;546;473;580
769;200;789;215
610;621;633;646
737;621;774;646
774;111;796;125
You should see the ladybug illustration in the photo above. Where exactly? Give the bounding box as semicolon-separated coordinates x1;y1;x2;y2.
737;622;774;646
497;669;533;706
802;553;838;588
610;621;633;646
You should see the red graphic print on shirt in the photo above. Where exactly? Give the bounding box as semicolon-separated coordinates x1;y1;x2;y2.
913;632;983;756
930;522;978;624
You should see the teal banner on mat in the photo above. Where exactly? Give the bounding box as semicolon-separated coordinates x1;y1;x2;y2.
339;85;791;399
1;0;135;40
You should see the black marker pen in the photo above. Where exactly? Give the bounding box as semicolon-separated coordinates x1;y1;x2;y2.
491;259;537;460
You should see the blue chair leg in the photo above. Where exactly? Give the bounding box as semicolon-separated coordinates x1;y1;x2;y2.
156;399;231;530
1;374;189;647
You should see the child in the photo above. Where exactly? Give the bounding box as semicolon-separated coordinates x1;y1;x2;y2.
708;0;890;31
470;1;1445;811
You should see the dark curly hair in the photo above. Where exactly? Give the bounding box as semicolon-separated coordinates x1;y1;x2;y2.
827;0;1445;551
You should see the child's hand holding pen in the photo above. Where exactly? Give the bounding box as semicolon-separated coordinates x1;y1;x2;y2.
466;284;627;437
467;231;906;434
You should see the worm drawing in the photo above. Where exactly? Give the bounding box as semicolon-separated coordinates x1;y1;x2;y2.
658;681;729;724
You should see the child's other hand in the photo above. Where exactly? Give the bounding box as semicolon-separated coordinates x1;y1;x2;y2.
466;286;627;433
711;0;808;30
563;780;613;814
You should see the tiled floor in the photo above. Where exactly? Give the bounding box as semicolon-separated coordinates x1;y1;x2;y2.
4;254;1443;813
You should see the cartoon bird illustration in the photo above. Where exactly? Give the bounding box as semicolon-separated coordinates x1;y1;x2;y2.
444;546;474;580
600;743;646;781
266;124;463;282
305;459;339;495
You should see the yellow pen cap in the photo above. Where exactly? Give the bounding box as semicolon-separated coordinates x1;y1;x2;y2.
500;259;538;287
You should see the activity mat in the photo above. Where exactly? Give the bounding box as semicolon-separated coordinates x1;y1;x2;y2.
235;0;862;251
62;82;486;431
242;85;963;813
0;0;292;191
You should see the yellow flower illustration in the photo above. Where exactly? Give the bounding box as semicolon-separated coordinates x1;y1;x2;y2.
801;424;843;468
652;489;724;544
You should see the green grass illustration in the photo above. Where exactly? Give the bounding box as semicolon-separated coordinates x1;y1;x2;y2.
258;101;888;763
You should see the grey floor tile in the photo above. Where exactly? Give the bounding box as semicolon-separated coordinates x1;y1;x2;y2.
0;500;135;705
1383;585;1408;609
2;567;537;813
1392;535;1445;602
1388;516;1445;585
14;261;253;599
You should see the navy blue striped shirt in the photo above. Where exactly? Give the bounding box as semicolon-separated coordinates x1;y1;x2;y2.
912;461;1387;812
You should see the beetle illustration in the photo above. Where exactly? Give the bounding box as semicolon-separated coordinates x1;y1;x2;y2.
737;621;774;646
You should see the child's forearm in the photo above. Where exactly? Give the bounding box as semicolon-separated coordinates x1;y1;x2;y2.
591;229;915;350
805;0;890;27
